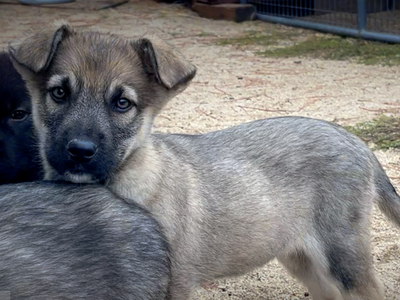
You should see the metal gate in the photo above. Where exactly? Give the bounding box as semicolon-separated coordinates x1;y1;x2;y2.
241;0;400;43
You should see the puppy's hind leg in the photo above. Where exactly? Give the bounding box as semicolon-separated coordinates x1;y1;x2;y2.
278;243;343;300
318;208;384;300
278;233;384;300
337;236;384;300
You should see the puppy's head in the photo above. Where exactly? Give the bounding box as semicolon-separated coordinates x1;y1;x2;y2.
10;23;196;184
0;52;41;184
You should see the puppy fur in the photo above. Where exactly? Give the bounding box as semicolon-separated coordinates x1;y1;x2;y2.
0;182;170;299
0;52;41;184
10;23;400;299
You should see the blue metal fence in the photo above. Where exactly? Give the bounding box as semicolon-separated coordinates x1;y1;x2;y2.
241;0;400;43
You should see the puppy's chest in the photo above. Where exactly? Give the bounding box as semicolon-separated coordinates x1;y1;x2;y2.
109;169;203;244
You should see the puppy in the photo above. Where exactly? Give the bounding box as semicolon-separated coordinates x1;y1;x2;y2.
10;23;400;299
0;52;41;184
0;182;170;299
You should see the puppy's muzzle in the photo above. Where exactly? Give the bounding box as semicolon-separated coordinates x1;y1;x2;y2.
67;139;98;163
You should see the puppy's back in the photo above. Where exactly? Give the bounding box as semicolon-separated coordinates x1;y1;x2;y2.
0;182;170;299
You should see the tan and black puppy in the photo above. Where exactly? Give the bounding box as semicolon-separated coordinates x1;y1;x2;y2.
10;23;400;300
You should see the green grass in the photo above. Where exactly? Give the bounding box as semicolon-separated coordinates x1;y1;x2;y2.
345;115;400;150
197;32;216;37
217;30;400;66
217;31;295;47
258;36;400;66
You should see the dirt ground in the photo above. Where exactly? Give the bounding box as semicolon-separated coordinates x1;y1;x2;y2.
1;0;399;298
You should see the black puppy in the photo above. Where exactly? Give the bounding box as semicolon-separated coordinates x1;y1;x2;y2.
0;52;41;183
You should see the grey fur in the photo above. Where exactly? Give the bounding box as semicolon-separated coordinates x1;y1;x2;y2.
10;24;400;300
0;182;170;299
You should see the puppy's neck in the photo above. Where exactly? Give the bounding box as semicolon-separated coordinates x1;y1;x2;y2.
109;139;163;206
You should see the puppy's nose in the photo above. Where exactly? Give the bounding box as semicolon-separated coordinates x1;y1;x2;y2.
67;139;97;162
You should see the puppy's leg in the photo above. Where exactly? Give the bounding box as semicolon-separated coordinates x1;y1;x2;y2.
342;274;384;300
167;265;195;300
167;282;192;300
339;237;384;300
278;245;343;300
319;215;384;300
279;234;384;300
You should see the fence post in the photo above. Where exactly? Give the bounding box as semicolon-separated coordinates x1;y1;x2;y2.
357;0;367;34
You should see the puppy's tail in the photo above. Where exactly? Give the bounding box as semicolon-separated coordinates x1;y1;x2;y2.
374;159;400;228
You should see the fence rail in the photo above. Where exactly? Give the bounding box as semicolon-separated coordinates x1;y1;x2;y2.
242;0;400;43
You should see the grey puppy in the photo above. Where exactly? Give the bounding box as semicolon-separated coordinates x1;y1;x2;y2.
0;182;170;299
10;23;400;300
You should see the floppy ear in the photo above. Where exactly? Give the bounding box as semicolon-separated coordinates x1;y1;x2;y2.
132;34;196;91
9;23;72;74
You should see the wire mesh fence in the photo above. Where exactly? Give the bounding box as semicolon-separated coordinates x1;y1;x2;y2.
244;0;400;43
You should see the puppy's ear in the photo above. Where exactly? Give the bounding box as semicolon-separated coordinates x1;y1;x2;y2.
9;23;72;74
132;34;196;91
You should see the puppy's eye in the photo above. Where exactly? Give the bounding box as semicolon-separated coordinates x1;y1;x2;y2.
50;87;66;102
10;110;28;121
114;98;132;112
